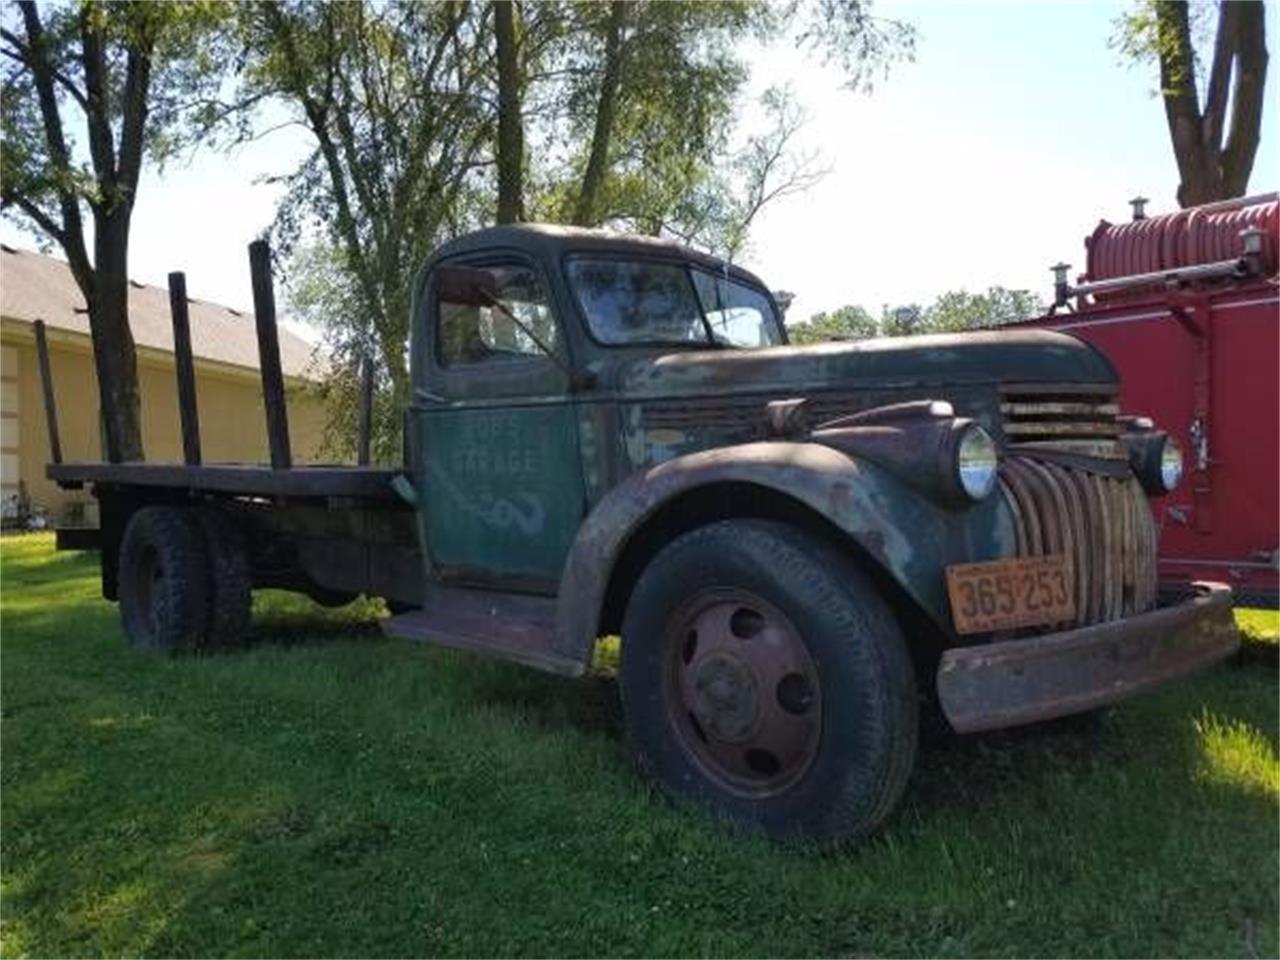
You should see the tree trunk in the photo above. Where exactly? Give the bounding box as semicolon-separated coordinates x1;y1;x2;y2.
573;1;627;226
1157;0;1270;207
1221;0;1268;197
90;213;144;462
494;0;524;224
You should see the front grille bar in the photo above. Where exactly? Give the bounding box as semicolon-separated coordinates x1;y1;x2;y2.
999;453;1157;627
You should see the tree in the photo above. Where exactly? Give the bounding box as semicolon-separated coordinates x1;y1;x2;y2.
1;0;231;461
1115;0;1269;206
493;0;524;224
788;304;879;343
788;286;1044;343
238;0;494;412
524;0;913;249
920;286;1044;333
248;0;915;456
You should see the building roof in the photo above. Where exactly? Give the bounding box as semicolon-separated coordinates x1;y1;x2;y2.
0;245;320;380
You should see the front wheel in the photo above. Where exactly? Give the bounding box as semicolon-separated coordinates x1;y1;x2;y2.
619;519;917;846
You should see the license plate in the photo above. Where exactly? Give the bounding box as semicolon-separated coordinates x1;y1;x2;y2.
945;554;1075;635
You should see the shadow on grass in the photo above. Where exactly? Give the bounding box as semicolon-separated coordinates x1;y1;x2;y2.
1234;635;1279;669
466;662;625;741
453;645;1277;831
246;614;386;649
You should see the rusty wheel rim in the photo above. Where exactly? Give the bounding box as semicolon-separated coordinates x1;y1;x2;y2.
663;588;822;797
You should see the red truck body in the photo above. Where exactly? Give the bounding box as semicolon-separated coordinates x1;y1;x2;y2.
1021;194;1279;605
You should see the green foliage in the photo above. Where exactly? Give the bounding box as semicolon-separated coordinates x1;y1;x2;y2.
535;0;759;234
921;286;1046;333
234;0;916;454
233;0;494;406
788;286;1045;343
788;0;917;94
788;304;879;343
1;0;236;234
1;534;1276;956
1111;0;1217;94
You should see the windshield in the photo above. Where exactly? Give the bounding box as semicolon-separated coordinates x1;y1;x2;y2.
567;258;783;348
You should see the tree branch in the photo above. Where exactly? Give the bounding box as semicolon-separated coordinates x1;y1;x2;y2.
117;11;156;205
1200;0;1237;151
78;3;118;199
0;27;90;111
1;191;68;249
1155;1;1206;202
573;0;627;225
1221;0;1268;194
15;0;90;286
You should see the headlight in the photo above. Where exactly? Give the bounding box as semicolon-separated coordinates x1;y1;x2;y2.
1122;427;1181;495
955;424;998;500
1160;437;1183;492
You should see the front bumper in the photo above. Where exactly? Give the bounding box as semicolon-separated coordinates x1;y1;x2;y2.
936;581;1238;734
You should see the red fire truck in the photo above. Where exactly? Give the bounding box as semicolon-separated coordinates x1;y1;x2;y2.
1023;193;1279;606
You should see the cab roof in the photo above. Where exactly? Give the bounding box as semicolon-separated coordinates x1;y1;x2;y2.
428;223;769;289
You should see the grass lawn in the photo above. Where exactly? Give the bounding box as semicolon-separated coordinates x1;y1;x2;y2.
1;533;1276;957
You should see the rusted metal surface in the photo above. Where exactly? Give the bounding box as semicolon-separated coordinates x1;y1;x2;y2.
32;319;62;465
553;438;1014;667
616;329;1115;402
47;461;404;500
664;588;821;796
999;385;1126;459
167;272;202;466
937;581;1238;733
248;239;292;470
382;582;580;676
998;452;1157;630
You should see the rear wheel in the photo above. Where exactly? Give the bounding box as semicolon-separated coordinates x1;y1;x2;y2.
118;507;209;652
197;508;252;647
620;519;917;845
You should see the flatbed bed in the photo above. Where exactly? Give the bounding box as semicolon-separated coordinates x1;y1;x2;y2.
49;462;402;501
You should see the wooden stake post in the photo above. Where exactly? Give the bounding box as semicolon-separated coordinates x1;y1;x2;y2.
248;240;292;470
167;272;202;465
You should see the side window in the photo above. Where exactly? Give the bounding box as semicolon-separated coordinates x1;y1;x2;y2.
437;263;558;367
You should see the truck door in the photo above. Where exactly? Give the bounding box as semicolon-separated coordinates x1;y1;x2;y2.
411;256;585;590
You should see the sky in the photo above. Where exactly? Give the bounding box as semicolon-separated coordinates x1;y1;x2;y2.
3;0;1277;334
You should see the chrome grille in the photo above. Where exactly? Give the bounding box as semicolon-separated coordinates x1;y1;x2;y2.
1000;385;1125;460
999;454;1158;626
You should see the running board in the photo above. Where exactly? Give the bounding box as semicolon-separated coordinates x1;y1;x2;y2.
382;584;584;677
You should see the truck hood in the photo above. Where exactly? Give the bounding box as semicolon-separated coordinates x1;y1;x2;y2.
615;329;1116;397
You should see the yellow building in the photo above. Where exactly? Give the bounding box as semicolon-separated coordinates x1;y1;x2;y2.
1;245;328;525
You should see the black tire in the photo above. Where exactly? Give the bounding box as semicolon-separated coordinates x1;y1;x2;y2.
619;519;917;846
197;508;252;647
118;507;210;652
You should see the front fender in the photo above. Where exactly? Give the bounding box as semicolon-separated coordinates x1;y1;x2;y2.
552;441;1015;666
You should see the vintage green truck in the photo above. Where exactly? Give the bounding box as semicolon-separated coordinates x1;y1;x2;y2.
46;225;1240;844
